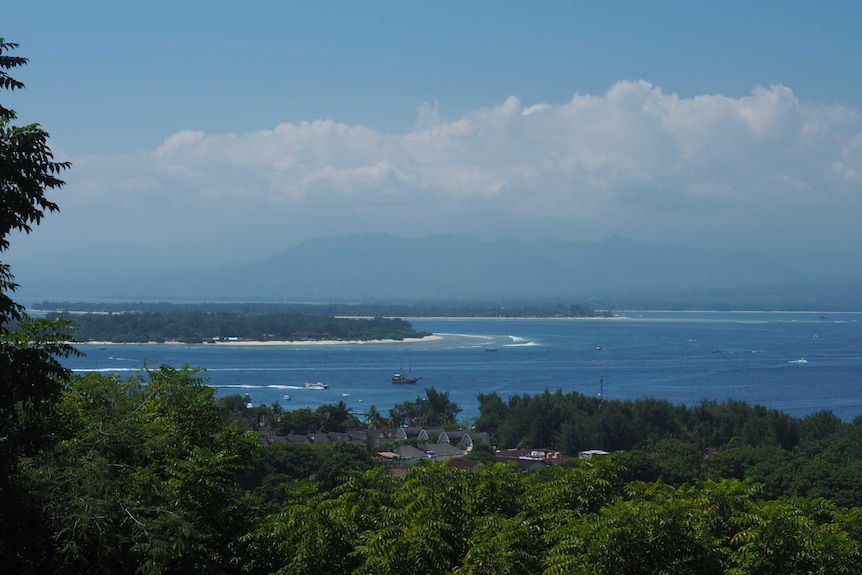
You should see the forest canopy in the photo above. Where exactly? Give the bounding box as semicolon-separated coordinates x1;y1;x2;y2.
46;310;431;343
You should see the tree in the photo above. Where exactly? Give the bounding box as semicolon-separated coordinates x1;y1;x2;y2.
389;387;462;428
645;437;705;486
474;391;507;435
363;404;387;429
316;400;361;432
0;37;77;415
19;368;261;574
1;38;79;572
1;38;69;310
422;386;462;427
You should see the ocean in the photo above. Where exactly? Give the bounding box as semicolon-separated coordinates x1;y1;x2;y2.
62;311;862;422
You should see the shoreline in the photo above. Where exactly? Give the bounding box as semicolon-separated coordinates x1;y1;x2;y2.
79;335;444;346
405;315;626;321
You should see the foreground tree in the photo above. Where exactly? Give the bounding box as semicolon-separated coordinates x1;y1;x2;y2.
20;367;262;573
239;455;862;574
1;37;69;317
1;38;79;571
0;37;77;419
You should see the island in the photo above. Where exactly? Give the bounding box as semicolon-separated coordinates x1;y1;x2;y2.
37;300;612;344
44;308;433;344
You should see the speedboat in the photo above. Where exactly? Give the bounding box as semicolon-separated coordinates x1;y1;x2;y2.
304;381;330;390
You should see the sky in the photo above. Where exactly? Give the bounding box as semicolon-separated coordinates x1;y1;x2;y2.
5;1;862;267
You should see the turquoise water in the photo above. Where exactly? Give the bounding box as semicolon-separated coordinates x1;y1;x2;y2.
63;311;862;421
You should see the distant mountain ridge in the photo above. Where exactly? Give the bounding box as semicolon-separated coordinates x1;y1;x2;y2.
7;233;861;308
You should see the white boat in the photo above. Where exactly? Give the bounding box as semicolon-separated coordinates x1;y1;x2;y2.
283;394;292;400
304;381;330;390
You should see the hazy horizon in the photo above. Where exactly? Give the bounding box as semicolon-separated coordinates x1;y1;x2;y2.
6;2;862;273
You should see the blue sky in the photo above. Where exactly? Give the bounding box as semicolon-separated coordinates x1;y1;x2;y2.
5;1;862;267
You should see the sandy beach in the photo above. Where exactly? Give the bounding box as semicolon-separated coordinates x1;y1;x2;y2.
212;335;443;346
82;335;443;346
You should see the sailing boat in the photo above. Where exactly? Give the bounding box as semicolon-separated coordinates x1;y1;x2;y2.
392;362;422;384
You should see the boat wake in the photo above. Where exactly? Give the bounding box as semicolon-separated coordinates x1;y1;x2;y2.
210;384;259;389
72;367;141;373
207;383;305;389
505;335;538;347
212;384;305;390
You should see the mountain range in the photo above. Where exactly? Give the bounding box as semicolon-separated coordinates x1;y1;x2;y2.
7;234;862;310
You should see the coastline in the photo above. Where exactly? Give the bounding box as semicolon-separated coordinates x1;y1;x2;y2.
404;315;627;321
80;335;443;346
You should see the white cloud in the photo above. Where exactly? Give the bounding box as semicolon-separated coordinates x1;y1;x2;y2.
522;103;551;116
39;81;862;259
155;130;205;157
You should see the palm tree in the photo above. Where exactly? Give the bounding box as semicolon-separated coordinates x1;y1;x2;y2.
363;404;387;429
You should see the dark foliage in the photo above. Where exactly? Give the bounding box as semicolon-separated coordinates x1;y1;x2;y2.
477;389;862;505
1;39;81;573
47;310;430;343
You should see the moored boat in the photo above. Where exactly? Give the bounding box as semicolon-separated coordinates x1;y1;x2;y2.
392;363;422;384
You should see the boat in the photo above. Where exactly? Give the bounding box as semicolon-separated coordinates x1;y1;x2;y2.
282;394;292;400
392;363;422;385
304;381;330;390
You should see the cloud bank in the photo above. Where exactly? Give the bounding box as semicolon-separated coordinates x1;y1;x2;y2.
46;81;862;261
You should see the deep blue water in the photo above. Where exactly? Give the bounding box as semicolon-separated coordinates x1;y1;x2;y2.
63;311;862;422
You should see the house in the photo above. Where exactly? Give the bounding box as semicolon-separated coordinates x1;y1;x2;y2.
326;432;352;443
493;449;569;470
391;444;429;460
347;430;370;442
376;428;400;440
423;442;465;459
259;426;492;457
395;427;424;441
372;451;401;461
375;436;399;448
444;430;492;451
578;449;610;460
420;428;446;442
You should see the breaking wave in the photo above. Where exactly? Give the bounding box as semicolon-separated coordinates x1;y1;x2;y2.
505;335;539;347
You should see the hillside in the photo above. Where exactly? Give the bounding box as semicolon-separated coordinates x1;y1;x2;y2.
8;234;862;309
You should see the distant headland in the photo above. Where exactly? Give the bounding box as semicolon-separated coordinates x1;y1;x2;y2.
37;301;609;345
